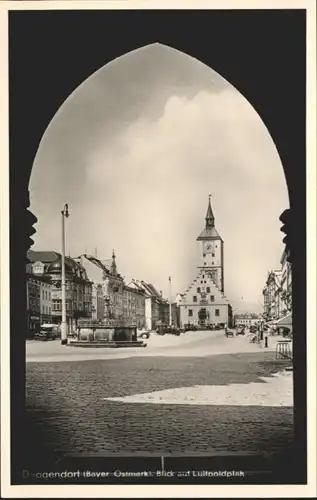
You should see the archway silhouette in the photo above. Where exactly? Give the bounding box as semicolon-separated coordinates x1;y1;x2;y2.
9;10;306;483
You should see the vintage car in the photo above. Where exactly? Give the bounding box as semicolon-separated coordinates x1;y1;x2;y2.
156;324;181;336
183;324;198;332
35;324;60;341
137;328;150;339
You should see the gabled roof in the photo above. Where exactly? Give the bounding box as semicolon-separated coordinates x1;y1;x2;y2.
129;280;164;300
129;280;146;292
140;281;156;296
179;269;230;305
82;254;110;275
144;282;162;298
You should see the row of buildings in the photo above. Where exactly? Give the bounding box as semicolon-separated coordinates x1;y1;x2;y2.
262;246;292;329
233;313;261;328
26;250;178;337
26;196;233;336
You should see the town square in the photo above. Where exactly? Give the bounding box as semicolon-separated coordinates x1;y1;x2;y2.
19;41;296;483
25;196;294;478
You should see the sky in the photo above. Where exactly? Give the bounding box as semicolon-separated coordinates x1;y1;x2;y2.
29;43;289;313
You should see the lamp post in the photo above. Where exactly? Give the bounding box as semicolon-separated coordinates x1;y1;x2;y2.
168;276;172;327
61;203;69;345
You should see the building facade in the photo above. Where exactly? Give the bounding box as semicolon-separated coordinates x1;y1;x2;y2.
280;248;292;316
234;313;260;328
128;280;169;331
179;197;232;328
30;261;53;324
81;252;146;328
122;285;146;329
26;264;41;337
39;275;52;324
263;269;282;322
262;248;292;324
27;250;93;332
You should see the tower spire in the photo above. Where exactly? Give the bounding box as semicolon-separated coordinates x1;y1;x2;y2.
205;194;215;228
111;249;117;276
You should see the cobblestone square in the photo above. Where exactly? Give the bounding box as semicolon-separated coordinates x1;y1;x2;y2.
25;334;293;460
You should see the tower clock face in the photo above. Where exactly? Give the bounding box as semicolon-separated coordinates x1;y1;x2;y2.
204;242;214;254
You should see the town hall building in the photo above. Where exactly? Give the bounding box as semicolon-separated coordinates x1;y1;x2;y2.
179;196;232;329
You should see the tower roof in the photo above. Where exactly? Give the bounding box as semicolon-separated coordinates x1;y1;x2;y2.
206;195;214;222
197;226;222;240
197;195;222;241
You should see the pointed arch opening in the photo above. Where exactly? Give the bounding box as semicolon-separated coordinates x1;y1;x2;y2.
29;42;289;312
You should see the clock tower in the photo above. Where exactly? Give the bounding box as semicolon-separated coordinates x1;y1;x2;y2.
197;195;224;292
178;196;232;329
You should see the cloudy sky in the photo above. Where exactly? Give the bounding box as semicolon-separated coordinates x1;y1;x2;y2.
29;43;289;312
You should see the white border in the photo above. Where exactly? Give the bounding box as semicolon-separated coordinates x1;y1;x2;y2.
0;0;315;10
1;1;316;498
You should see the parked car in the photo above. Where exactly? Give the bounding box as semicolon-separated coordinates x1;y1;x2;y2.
35;324;60;341
156;325;181;336
249;326;258;334
137;329;150;339
183;324;198;332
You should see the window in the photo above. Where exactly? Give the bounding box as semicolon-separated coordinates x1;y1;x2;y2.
212;253;215;257
197;287;201;293
202;275;205;279
188;309;193;317
210;295;215;302
207;287;210;293
215;309;220;316
193;296;197;302
53;300;61;311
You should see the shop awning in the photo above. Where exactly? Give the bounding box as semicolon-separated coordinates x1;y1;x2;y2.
275;313;292;328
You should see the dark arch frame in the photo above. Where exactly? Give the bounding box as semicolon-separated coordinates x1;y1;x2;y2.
9;9;306;483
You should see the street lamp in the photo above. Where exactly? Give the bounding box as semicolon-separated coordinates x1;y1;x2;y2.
61;203;69;345
168;276;172;327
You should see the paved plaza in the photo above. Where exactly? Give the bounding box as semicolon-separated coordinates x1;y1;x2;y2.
25;330;293;461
